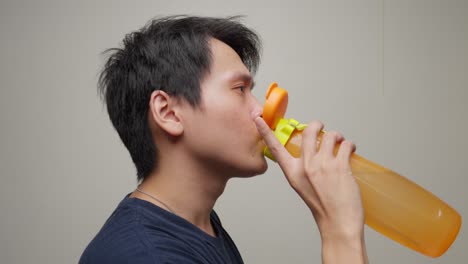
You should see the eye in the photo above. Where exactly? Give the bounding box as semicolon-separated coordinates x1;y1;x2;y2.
237;86;246;92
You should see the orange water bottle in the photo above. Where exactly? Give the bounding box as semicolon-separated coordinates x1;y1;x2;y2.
262;82;461;257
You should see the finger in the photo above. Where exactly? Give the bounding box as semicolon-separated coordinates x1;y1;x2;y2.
337;140;356;163
301;121;324;162
320;131;343;158
253;115;294;170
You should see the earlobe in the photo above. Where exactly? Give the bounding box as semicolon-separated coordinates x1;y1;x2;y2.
149;90;184;137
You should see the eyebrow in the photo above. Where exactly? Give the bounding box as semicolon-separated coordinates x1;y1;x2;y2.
228;72;255;90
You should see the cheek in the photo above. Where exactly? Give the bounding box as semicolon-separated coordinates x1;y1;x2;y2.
200;94;258;149
206;97;246;128
223;114;259;155
219;107;252;136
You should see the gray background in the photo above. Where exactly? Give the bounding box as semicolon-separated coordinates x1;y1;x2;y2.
1;0;467;263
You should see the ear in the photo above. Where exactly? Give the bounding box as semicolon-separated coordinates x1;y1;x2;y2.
149;90;184;137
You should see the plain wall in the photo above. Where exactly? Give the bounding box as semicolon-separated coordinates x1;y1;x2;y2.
1;0;467;263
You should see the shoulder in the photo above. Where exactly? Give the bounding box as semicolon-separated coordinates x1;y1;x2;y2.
79;196;205;264
79;202;153;263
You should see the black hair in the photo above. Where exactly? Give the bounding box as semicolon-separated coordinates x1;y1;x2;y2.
98;15;262;181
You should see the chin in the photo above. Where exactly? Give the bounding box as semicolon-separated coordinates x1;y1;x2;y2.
256;157;268;174
235;156;268;178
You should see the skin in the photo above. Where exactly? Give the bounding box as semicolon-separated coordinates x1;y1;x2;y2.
130;38;368;263
130;38;266;236
253;117;369;263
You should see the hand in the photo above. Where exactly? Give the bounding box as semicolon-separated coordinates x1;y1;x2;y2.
253;114;364;242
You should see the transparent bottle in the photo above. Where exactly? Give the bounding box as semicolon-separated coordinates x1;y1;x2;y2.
262;83;461;258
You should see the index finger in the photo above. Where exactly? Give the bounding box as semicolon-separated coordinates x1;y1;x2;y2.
253;115;294;170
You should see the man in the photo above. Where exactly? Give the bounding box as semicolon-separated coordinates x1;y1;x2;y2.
80;15;368;263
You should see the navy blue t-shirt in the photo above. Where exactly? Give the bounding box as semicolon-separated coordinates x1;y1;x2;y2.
79;194;243;263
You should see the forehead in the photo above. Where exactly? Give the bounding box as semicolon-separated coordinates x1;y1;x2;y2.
207;38;251;81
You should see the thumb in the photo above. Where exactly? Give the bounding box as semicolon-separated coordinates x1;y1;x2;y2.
252;113;294;171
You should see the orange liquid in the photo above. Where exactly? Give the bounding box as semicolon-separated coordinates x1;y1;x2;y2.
284;130;462;257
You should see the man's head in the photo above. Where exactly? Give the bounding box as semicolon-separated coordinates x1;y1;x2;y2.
99;15;265;182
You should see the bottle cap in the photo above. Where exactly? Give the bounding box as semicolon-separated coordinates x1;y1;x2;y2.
263;82;288;130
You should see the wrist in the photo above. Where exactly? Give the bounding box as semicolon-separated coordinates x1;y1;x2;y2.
318;220;364;243
321;232;366;264
321;231;364;248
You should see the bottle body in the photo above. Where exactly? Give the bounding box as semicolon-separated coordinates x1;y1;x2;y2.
285;130;461;257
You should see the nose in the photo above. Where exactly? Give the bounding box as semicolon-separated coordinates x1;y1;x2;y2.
250;94;263;117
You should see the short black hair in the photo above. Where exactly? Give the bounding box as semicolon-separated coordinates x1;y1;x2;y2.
98;15;262;181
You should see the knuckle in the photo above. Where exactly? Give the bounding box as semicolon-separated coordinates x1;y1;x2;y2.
302;126;314;138
303;121;324;141
307;121;324;132
341;140;353;148
342;140;356;152
324;131;338;140
335;131;343;139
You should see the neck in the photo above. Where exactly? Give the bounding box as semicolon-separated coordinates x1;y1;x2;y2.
132;150;230;236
